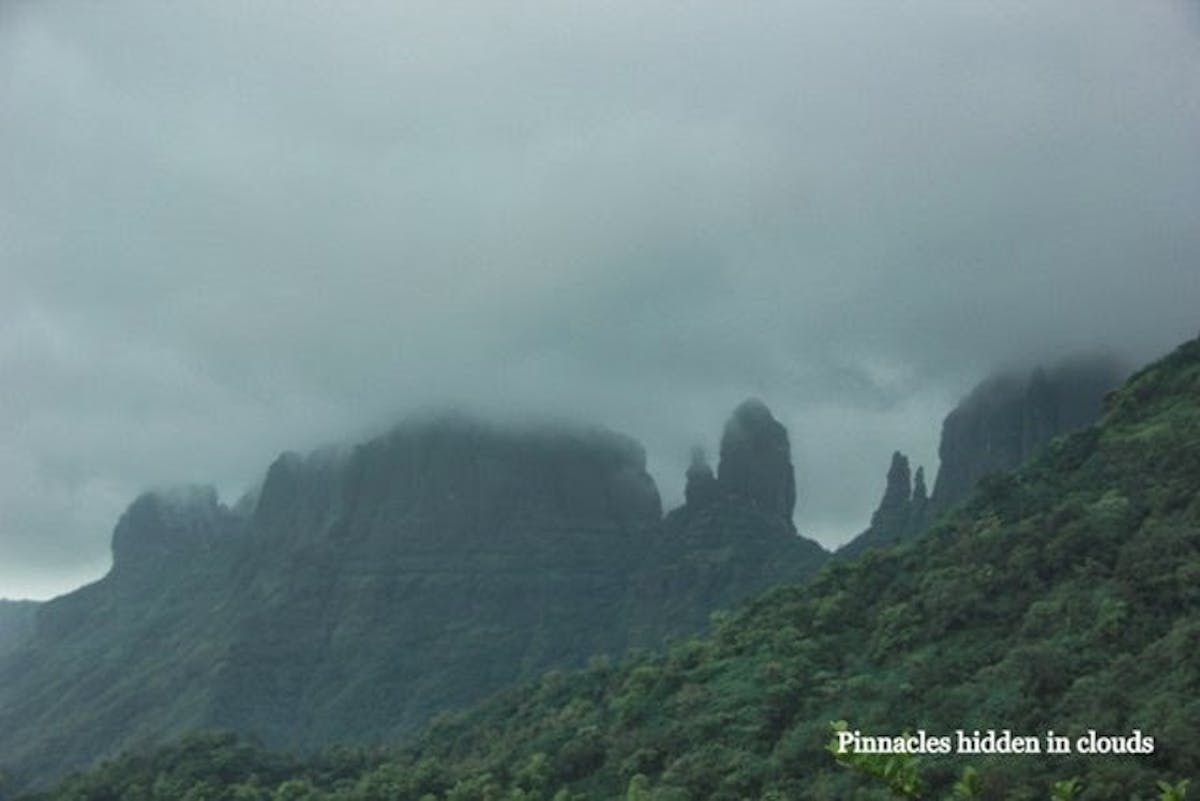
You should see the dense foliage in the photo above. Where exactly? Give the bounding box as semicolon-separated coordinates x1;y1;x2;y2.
21;338;1200;801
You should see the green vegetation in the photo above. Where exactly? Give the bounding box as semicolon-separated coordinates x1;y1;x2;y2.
21;338;1200;800
827;721;923;798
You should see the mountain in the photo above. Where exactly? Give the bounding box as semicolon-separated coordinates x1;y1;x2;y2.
0;488;252;790
0;600;38;660
930;354;1125;510
0;402;827;793
39;335;1198;800
836;451;929;561
624;401;826;643
839;354;1125;561
715;399;796;522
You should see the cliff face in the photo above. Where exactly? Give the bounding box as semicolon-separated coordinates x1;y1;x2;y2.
0;600;38;659
871;450;913;535
836;452;928;561
631;402;824;639
0;404;827;791
210;421;667;747
109;487;247;584
717;399;796;523
930;356;1125;511
838;355;1124;561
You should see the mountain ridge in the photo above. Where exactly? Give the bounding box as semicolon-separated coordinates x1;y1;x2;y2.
0;401;826;793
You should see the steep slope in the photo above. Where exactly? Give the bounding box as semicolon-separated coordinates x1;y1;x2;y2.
0;599;38;659
0;403;827;793
931;355;1124;511
0;489;251;789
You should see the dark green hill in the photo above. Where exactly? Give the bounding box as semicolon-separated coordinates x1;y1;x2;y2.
31;336;1198;801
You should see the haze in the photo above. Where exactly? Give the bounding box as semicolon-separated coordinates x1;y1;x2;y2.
2;1;1198;599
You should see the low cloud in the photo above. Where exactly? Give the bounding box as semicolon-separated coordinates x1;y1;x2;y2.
2;1;1198;598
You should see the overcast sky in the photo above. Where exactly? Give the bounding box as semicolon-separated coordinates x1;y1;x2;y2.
2;1;1198;600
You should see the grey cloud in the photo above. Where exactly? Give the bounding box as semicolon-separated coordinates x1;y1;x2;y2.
2;0;1198;598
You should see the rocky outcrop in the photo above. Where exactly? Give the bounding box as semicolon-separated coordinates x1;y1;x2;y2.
838;354;1124;561
252;449;348;544
872;452;913;533
911;466;928;523
330;419;663;544
631;400;825;639
684;448;719;510
836;451;929;561
931;355;1125;510
208;419;667;747
717;399;796;523
110;487;244;578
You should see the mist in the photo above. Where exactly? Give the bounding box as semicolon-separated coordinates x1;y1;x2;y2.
2;1;1198;599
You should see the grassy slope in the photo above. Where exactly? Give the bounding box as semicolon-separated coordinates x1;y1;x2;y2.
28;338;1200;801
